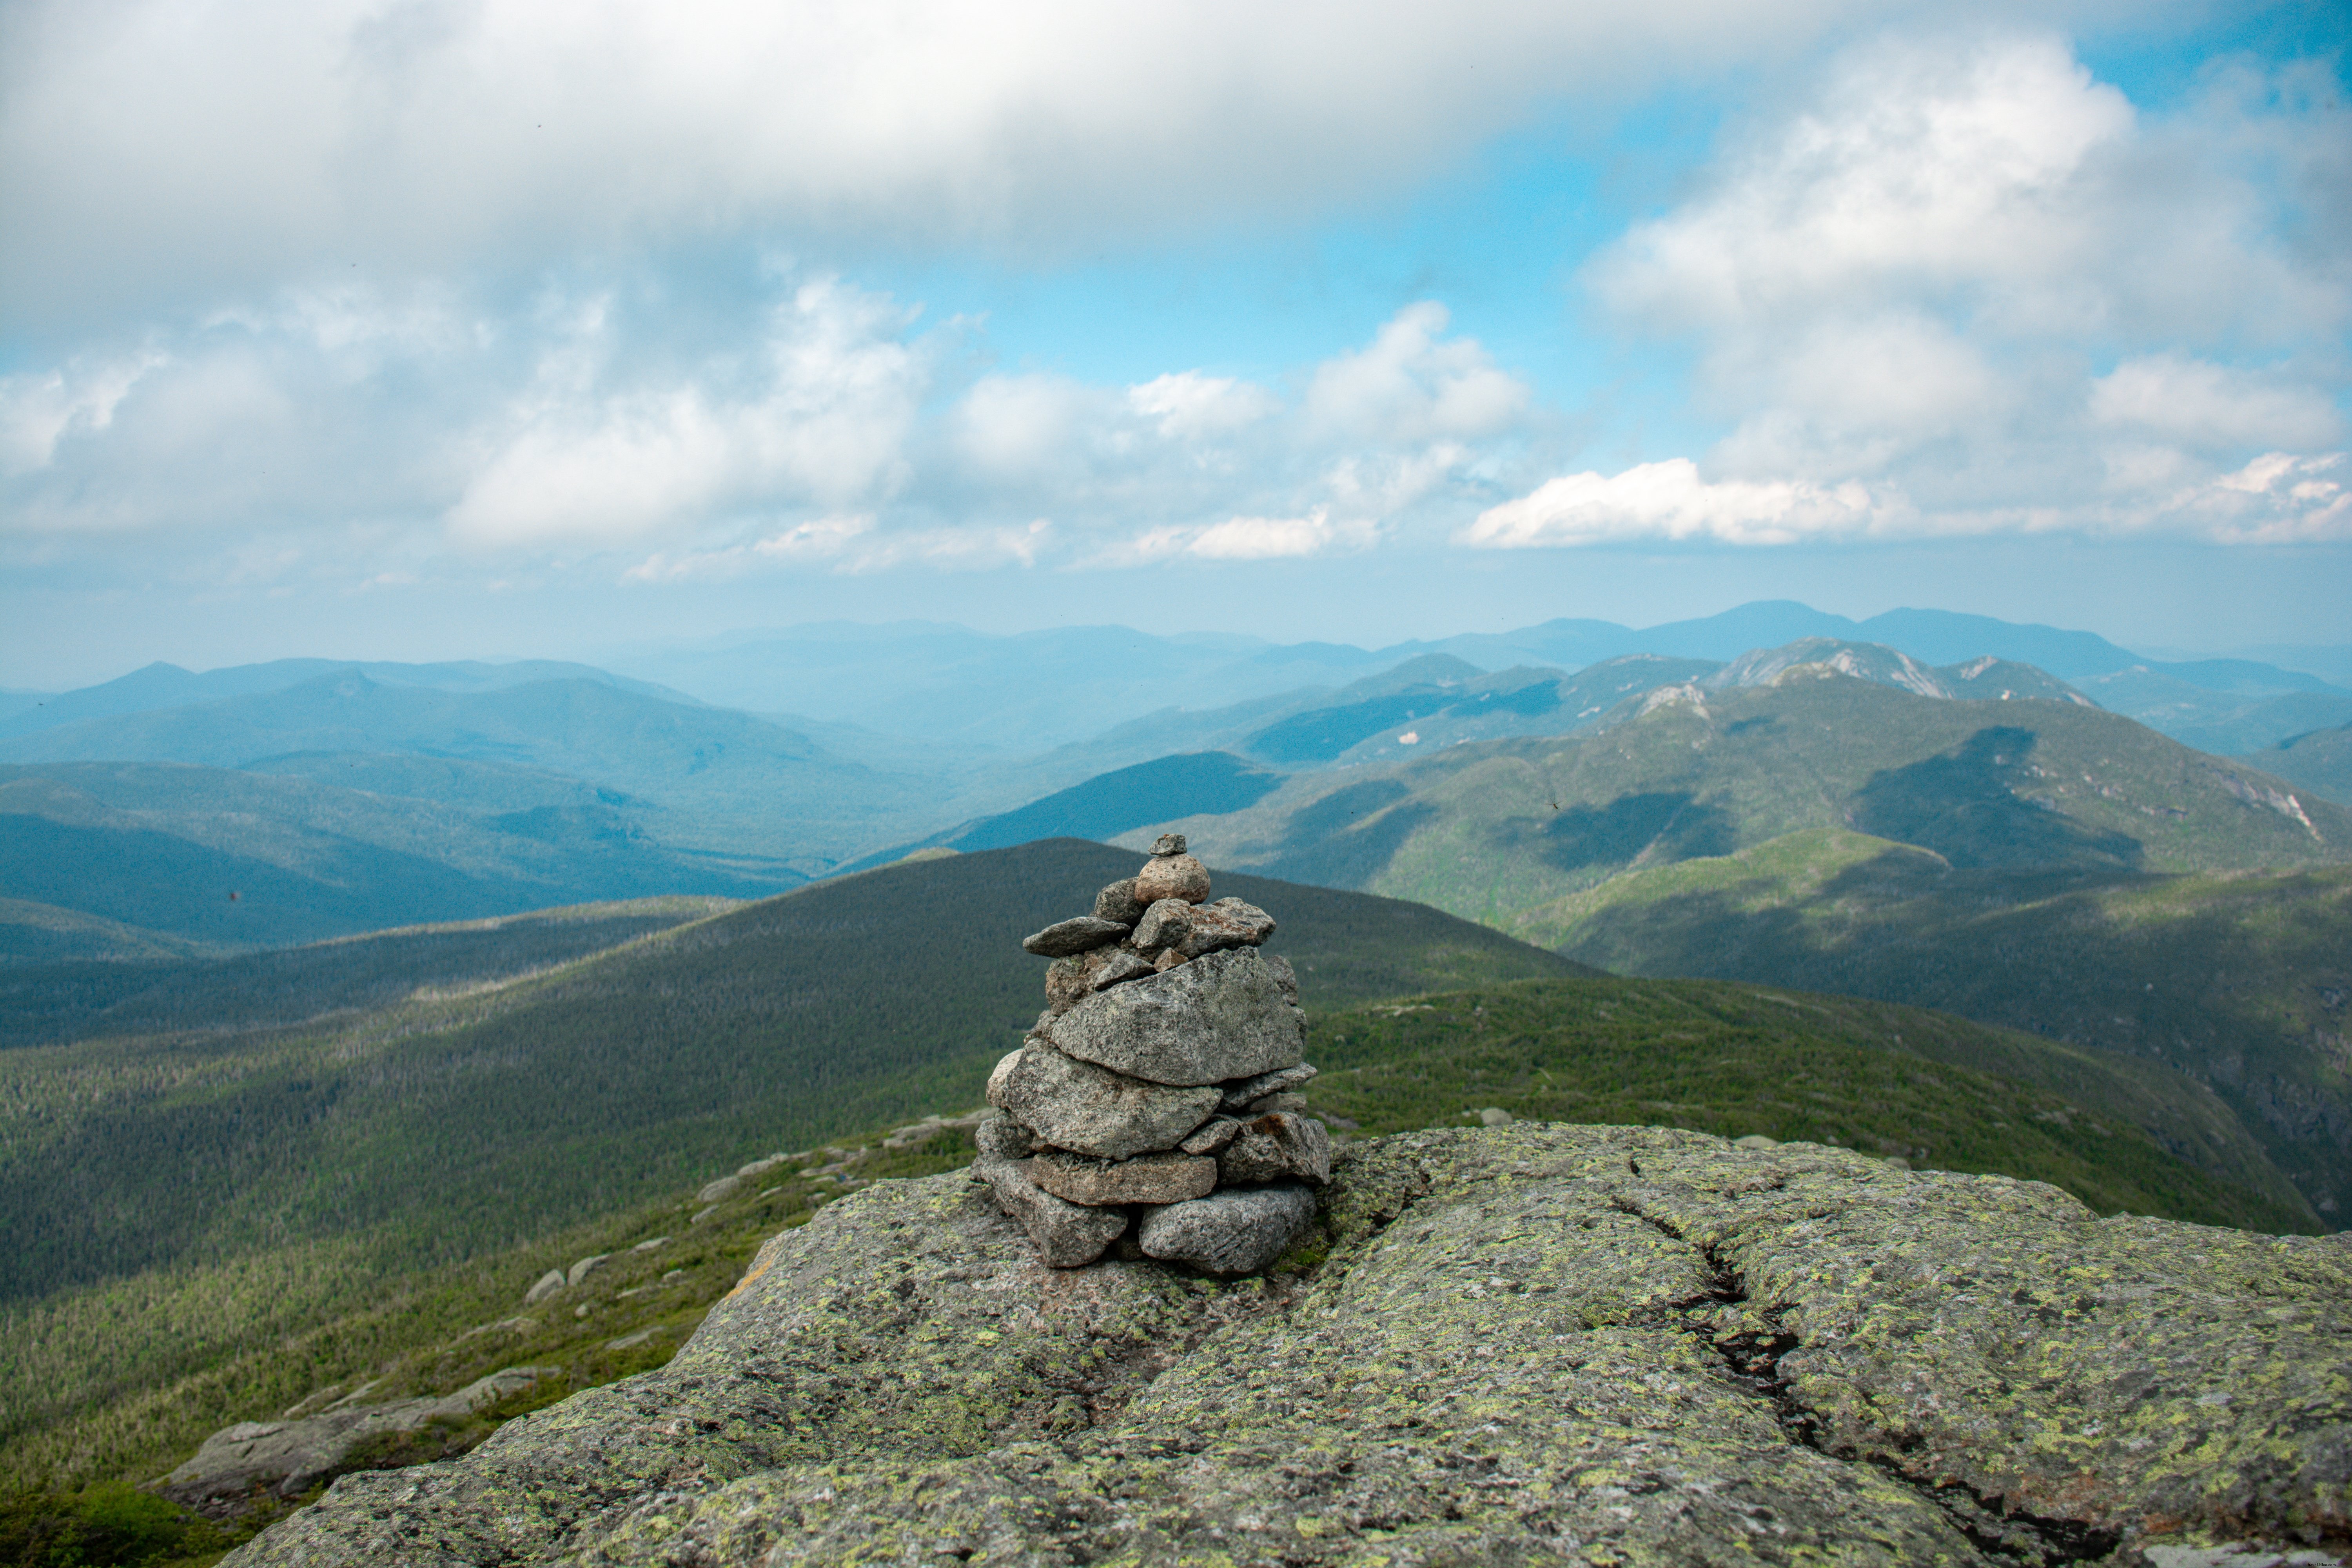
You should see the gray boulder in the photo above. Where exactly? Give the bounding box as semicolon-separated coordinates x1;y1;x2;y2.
1028;1149;1217;1207
1214;1111;1332;1186
1045;947;1305;1086
972;1156;1128;1267
1138;1183;1318;1276
985;1044;1220;1160
1042;946;1153;1011
973;1112;1039;1162
1092;878;1146;924
218;1126;2352;1568
1020;916;1130;957
1265;951;1299;1005
1129;897;1192;953
160;1366;553;1512
566;1254;610;1288
696;1175;741;1205
522;1268;565;1305
1175;897;1275;959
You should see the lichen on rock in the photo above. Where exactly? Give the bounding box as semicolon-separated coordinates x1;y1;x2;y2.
221;1123;2350;1567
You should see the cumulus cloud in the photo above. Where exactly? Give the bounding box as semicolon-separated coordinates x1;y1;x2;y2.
0;349;167;475
1;0;2031;328
1304;303;1529;445
1466;459;1884;546
2088;355;2342;451
1108;508;1376;566
1484;31;2352;546
1125;373;1278;441
447;279;926;544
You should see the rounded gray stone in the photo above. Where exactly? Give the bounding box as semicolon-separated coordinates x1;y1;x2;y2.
1134;853;1210;905
1137;1183;1318;1276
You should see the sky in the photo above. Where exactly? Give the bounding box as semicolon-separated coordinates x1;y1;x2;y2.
2;0;2348;690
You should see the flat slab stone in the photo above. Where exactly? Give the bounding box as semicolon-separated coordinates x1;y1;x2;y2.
1217;1063;1316;1113
1022;916;1130;957
987;1044;1220;1160
1176;898;1274;959
1029;1149;1217;1207
1045;947;1305;1087
975;1157;1128;1267
1137;1183;1318;1276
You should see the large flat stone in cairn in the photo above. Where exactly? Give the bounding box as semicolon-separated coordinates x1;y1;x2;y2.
1138;1182;1318;1276
1045;947;1304;1087
1030;1148;1217;1207
987;1045;1220;1160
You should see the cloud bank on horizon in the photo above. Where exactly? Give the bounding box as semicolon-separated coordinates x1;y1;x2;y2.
1;0;2347;613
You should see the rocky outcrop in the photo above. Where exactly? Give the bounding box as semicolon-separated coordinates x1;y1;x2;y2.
223;1123;2349;1566
159;1365;554;1514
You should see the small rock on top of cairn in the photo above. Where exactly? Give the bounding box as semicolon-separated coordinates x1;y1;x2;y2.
978;840;1327;1272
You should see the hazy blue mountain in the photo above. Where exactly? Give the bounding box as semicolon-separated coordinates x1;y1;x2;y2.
0;671;934;861
2212;643;2352;686
608;606;2339;757
2243;722;2352;807
0;658;697;742
0;762;802;948
0;898;228;965
2077;669;2352;754
841;751;1287;871
1240;655;1722;767
616;622;1326;750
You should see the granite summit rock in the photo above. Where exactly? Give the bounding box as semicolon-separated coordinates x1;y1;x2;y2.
219;1124;2351;1568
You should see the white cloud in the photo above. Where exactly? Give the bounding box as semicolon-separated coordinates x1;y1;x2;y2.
952;374;1100;481
1125;372;1277;441
1546;31;2352;544
1466;459;1884;547
1110;508;1374;565
448;278;926;544
1;0;2038;328
2088;355;2342;452
0;350;167;475
1304;303;1529;445
2184;452;2351;543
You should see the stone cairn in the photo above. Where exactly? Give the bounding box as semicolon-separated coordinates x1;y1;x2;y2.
975;835;1330;1275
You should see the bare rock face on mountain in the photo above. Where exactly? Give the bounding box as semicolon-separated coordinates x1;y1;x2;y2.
223;1124;2349;1568
979;836;1321;1271
158;1366;553;1513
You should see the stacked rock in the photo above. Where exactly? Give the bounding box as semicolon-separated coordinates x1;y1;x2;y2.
975;835;1331;1275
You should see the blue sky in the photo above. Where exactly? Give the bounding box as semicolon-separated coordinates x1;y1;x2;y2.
2;0;2347;689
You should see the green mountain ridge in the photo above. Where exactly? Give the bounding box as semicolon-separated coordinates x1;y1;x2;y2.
0;670;929;863
2246;719;2352;807
1122;673;2350;1224
0;762;800;951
